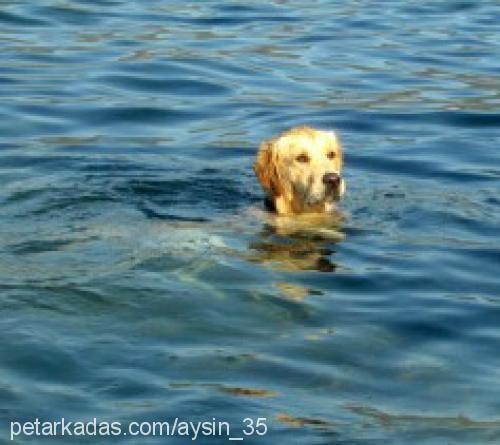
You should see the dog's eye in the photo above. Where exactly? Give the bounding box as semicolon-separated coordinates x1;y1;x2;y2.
296;154;310;163
327;151;336;160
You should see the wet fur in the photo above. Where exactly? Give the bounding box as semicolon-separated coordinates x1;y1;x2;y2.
254;126;345;215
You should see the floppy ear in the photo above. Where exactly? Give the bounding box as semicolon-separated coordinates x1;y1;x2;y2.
253;139;283;197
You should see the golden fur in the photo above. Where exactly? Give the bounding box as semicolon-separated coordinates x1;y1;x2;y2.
254;126;345;215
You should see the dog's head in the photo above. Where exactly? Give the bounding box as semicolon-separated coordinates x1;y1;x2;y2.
254;126;345;215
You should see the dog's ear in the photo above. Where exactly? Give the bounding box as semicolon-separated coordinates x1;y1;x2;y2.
253;139;283;197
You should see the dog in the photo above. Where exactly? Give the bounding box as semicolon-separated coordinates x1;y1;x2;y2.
254;126;345;216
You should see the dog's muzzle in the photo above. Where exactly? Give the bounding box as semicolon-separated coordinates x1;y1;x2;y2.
323;172;343;198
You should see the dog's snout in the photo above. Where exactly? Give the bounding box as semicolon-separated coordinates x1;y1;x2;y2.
322;172;341;187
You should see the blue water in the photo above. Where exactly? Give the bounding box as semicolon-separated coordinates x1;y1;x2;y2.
1;1;500;444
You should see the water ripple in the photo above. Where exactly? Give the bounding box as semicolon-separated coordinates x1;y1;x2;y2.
97;75;230;95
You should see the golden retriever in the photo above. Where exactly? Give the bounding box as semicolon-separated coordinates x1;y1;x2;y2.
254;126;345;216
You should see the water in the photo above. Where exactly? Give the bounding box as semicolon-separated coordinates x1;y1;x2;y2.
1;1;500;443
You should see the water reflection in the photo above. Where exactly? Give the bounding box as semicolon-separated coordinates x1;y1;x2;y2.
247;211;344;273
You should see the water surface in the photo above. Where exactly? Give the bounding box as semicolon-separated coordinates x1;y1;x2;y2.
1;1;500;444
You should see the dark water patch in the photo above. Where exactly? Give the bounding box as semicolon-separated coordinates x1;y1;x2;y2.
440;111;500;128
4;50;107;66
113;174;252;218
81;106;206;126
343;110;500;130
287;34;334;44
485;196;500;206
409;209;500;238
0;154;88;170
170;57;262;78
33;5;113;26
389;319;459;343
115;178;194;199
78;160;166;174
2;179;121;218
97;75;230;96
183;15;299;26
375;110;500;129
215;4;279;14
298;269;443;297
135;205;210;222
0;142;20;151
1;330;82;383
135;10;299;27
8;239;76;255
29;193;118;216
346;19;393;31
73;0;123;6
349;154;476;181
15;103;196;127
0;76;19;85
114;60;207;79
0;10;49;27
348;152;498;183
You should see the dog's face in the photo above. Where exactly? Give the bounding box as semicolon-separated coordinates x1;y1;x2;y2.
254;126;345;215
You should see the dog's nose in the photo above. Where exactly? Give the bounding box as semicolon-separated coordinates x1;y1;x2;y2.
322;172;341;187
